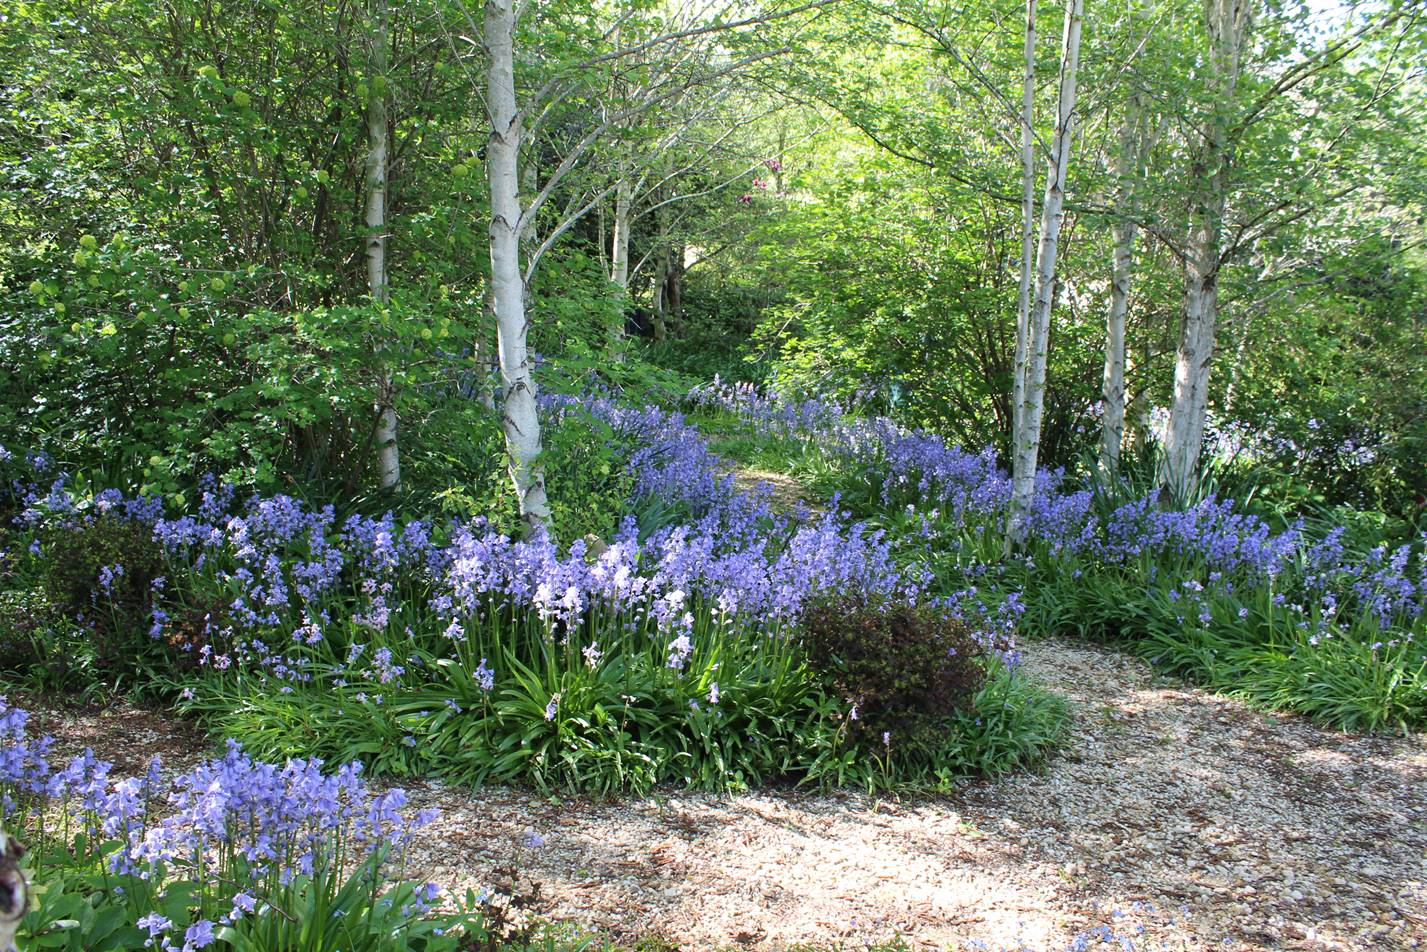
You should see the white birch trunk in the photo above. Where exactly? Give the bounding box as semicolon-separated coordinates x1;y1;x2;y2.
1162;0;1249;499
1125;337;1153;452
0;831;25;952
610;175;633;288
1006;0;1082;551
485;0;550;530
1010;0;1038;447
1164;224;1220;498
365;0;399;491
1099;96;1141;479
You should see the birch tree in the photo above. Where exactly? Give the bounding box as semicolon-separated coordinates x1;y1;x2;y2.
1009;0;1038;456
366;0;399;490
0;831;23;952
810;0;1085;451
1156;1;1409;498
610;173;634;287
1005;0;1083;550
483;0;550;528
1159;0;1249;499
1098;83;1155;478
608;80;783;303
467;0;817;530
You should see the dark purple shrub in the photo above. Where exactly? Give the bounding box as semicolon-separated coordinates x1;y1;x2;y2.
801;595;990;749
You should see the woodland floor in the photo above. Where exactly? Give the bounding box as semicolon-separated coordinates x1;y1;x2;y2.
729;466;815;513
27;641;1427;952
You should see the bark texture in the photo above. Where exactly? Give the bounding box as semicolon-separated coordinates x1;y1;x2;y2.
365;0;399;490
477;284;497;410
485;0;550;529
0;832;24;952
1162;0;1251;499
1006;0;1082;550
610;175;633;288
1010;0;1038;449
1099;92;1143;478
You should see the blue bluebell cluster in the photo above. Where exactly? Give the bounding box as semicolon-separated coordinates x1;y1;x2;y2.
0;696;440;950
0;396;1032;795
0;378;1043;692
689;379;1426;727
692;377;1427;629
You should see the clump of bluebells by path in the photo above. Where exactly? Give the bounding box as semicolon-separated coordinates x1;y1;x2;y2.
0;695;469;951
690;378;1427;731
0;394;1053;796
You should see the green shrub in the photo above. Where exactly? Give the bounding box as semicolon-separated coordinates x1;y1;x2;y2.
374;397;513;525
543;412;637;543
0;589;98;694
930;665;1069;781
39;513;168;678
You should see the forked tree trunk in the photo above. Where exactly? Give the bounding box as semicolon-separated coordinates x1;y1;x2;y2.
1163;0;1250;499
1006;0;1082;552
1010;0;1038;449
1098;94;1142;479
365;0;399;490
485;0;550;529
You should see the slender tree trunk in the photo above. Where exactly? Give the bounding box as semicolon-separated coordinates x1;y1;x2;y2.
651;203;669;341
485;0;550;530
0;831;25;952
1006;0;1082;552
609;174;633;361
1010;0;1038;454
667;242;684;327
597;204;609;273
1221;311;1250;413
1165;219;1220;497
1124;336;1152;451
1163;0;1249;499
1098;94;1142;479
610;174;633;288
652;253;669;342
366;0;399;490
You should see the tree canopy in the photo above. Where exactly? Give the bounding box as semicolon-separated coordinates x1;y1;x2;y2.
1;0;1422;519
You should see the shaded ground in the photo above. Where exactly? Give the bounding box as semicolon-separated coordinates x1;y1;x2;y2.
27;642;1427;951
730;466;815;514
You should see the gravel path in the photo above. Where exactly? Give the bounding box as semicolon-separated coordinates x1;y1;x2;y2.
29;641;1427;951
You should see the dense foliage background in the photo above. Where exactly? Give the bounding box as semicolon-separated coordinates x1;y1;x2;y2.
0;0;1424;947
